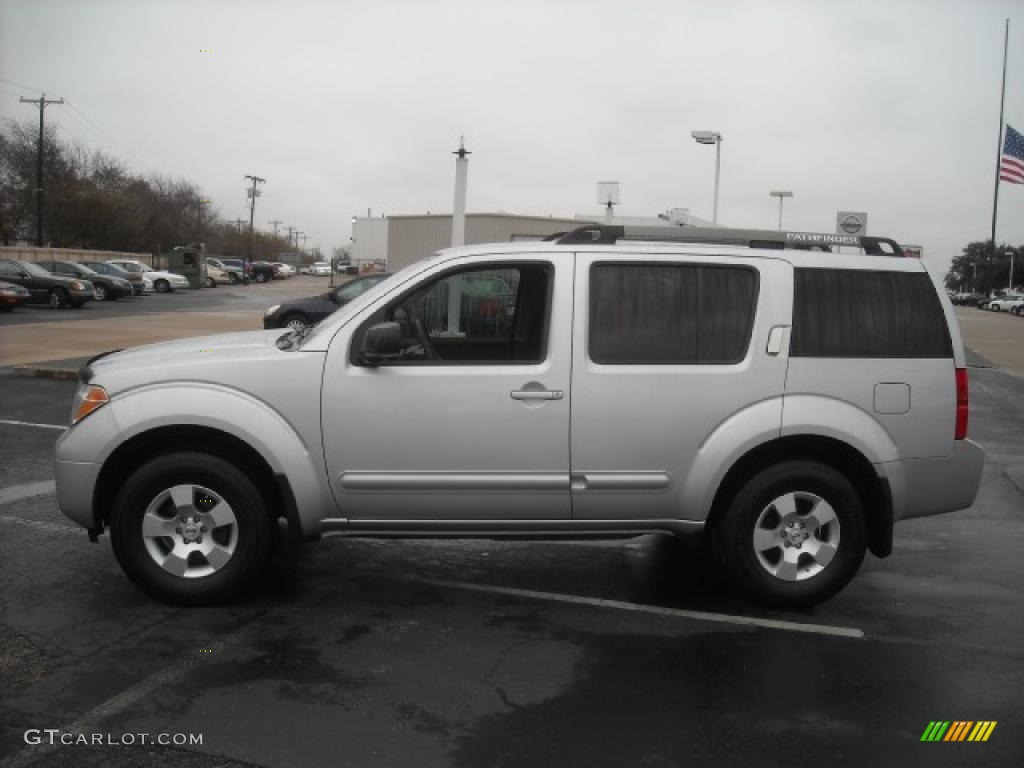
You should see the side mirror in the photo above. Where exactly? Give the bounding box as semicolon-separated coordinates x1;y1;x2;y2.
359;321;403;365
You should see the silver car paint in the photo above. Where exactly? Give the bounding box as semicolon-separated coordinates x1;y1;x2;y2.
54;241;983;538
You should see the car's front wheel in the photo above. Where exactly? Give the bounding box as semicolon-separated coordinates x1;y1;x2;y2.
154;279;170;293
255;272;268;283
48;288;69;309
110;452;274;604
94;284;108;301
283;313;310;333
716;460;866;608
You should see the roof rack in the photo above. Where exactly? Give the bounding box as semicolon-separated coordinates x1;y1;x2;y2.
555;225;905;257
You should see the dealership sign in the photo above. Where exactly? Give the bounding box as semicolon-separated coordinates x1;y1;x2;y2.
836;211;868;236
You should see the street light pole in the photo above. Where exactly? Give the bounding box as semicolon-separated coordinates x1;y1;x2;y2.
691;130;723;225
769;190;793;231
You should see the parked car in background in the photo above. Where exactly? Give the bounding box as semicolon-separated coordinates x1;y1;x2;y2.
207;257;248;285
38;260;133;302
218;258;252;281
271;262;295;278
263;272;393;332
80;261;152;295
951;292;986;306
988;293;1024;312
106;260;189;293
249;261;276;283
0;279;31;311
310;261;332;276
204;262;233;287
0;259;95;308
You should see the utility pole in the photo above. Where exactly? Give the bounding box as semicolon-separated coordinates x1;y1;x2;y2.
268;219;283;238
245;175;265;266
19;93;64;246
299;232;308;251
285;226;297;252
232;218;247;234
195;196;212;237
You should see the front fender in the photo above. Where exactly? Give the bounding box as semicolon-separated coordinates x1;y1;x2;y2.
59;382;332;534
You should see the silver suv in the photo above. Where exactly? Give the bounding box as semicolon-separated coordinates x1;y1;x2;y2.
54;225;984;608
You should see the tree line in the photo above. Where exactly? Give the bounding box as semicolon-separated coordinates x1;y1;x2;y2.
0;119;294;260
944;241;1022;295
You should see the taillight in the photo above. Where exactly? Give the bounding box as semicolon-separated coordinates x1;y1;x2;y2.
955;367;969;440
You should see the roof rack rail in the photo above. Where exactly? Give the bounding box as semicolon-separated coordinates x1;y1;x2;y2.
555;224;905;257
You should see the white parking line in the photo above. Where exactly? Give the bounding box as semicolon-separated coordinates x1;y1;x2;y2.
0;419;65;431
413;577;865;639
0;622;260;768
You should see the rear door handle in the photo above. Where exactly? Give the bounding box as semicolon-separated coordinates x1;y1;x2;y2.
511;389;564;401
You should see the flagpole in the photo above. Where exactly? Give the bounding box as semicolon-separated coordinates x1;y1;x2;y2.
989;18;1009;295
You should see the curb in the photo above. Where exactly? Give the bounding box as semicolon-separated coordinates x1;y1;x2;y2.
13;365;81;381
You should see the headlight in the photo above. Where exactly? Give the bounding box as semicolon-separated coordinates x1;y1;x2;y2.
71;384;109;425
71;280;86;290
265;304;280;316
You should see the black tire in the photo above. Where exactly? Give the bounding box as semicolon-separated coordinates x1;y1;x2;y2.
154;279;170;293
991;304;1000;312
282;313;310;333
110;452;274;605
206;277;216;288
48;288;69;309
715;460;866;609
229;272;239;284
94;283;108;301
255;271;268;283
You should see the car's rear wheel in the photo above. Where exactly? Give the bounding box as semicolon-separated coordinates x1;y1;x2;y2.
283;313;310;333
228;272;239;284
94;283;108;301
255;271;268;283
110;452;274;604
716;460;866;608
206;277;216;288
154;279;170;293
48;288;69;309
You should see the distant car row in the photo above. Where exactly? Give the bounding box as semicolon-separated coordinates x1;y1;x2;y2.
950;292;1024;315
0;256;337;312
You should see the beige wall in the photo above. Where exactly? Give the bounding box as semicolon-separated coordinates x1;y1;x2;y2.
0;246;154;265
386;214;589;271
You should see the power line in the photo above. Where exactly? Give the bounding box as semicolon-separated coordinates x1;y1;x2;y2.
0;77;45;95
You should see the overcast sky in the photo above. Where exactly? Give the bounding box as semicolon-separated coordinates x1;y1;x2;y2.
2;0;1022;278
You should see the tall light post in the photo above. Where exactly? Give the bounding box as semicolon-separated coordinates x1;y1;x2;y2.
769;189;793;231
691;130;722;225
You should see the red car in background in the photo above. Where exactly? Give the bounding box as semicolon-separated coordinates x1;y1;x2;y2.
0;279;32;311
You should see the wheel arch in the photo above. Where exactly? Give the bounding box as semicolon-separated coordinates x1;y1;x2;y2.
93;425;304;547
706;435;892;558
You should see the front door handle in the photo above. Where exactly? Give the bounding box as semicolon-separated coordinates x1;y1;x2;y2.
511;388;564;401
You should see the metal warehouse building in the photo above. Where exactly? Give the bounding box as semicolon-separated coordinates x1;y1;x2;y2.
383;213;588;272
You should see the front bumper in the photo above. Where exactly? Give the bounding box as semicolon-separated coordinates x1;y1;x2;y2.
886;439;985;522
70;289;95;304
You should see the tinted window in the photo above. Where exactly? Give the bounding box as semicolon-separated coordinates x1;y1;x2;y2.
791;268;952;358
0;261;21;277
589;264;758;364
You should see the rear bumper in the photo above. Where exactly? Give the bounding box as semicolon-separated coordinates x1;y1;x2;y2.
885;439;985;522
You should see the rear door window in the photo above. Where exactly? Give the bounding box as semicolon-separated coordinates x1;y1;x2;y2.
589;263;758;364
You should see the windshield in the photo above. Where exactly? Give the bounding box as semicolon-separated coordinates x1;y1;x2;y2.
115;262;143;273
74;263;98;275
22;261;53;277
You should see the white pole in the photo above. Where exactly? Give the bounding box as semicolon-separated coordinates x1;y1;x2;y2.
777;197;783;231
451;137;469;247
712;138;721;225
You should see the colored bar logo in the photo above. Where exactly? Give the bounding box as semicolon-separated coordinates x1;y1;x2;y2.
921;721;997;742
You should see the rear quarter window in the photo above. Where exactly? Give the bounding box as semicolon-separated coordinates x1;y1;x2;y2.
791;268;952;358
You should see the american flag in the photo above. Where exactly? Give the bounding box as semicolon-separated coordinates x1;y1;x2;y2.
1001;124;1024;184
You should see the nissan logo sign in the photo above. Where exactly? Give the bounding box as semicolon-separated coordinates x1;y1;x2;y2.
840;214;864;234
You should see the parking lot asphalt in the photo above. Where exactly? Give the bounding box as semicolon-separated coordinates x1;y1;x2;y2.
0;276;341;367
0;352;1022;765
